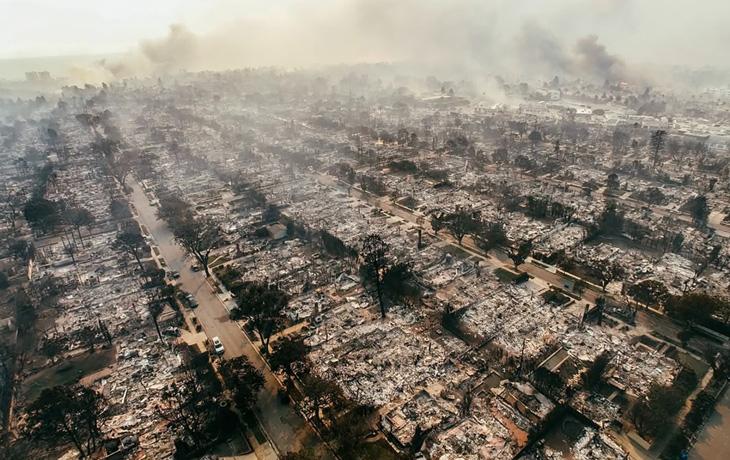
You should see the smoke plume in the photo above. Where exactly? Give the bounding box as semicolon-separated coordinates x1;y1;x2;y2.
67;0;729;87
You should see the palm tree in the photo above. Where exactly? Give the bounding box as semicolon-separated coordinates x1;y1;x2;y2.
149;301;164;341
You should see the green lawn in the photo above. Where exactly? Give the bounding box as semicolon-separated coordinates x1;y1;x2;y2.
23;347;116;402
494;267;519;283
354;439;402;460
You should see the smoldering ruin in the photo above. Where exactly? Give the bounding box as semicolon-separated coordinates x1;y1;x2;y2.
1;1;730;460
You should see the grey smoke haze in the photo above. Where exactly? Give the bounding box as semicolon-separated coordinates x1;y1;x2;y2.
516;26;629;83
574;35;626;82
80;0;728;86
140;24;197;71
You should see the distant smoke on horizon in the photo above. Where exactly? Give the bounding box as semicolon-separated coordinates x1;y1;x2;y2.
61;0;729;88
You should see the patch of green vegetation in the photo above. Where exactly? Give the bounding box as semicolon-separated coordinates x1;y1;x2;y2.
352;439;402;460
494;267;519;283
24;348;116;402
542;289;571;306
443;245;471;260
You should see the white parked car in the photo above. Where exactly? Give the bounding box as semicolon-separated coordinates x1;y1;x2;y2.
212;336;225;355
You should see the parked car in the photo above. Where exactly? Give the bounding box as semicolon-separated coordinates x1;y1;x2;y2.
162;326;180;337
177;291;198;308
185;293;199;308
120;435;138;450
190;313;203;332
212;336;225;355
191;263;202;272
167;270;181;279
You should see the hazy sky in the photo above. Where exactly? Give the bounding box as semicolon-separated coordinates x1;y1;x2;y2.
1;0;728;75
0;0;289;58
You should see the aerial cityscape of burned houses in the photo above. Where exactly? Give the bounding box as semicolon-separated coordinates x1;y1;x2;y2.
1;69;730;460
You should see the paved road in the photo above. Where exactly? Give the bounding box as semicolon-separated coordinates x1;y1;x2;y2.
130;183;247;360
691;384;730;460
129;182;324;457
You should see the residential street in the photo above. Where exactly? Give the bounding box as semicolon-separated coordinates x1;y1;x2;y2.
130;181;324;457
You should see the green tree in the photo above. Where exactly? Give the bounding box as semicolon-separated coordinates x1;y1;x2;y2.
442;209;480;245
157;371;215;447
671;232;684;253
686;195;710;227
65;207;94;245
112;230;147;272
474;221;507;252
381;261;420;306
606;172;620;191
219;356;264;413
269;335;308;378
667;292;719;326
650;130;667;168
23;197;60;233
109;198;132;220
597;201;624;236
360;234;390;318
300;374;345;428
330;404;377;457
588;260;624;291
172;218;221;277
7;239;34;262
26;385;105;458
430;212;445;235
631;383;682;439
528;129;543;152
14;289;36;333
627;280;670;307
493;147;509;163
280;449;319;460
582;352;611;391
232;281;287;353
507;240;533;269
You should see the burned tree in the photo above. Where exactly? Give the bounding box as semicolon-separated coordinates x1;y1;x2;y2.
611;130;629;155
